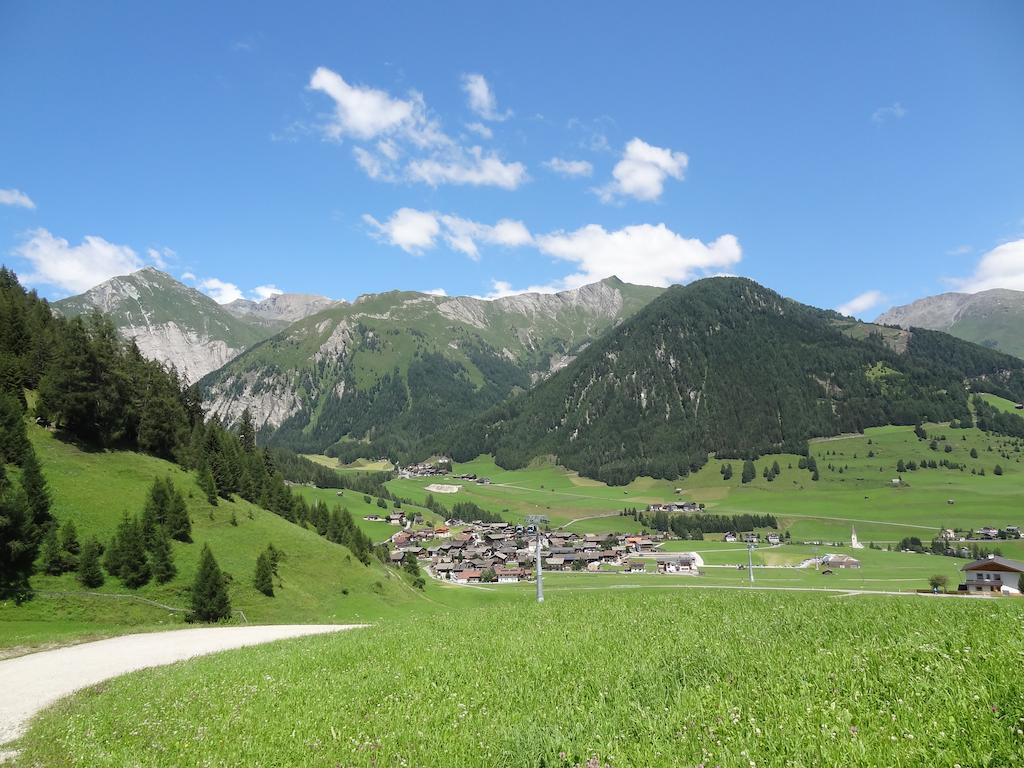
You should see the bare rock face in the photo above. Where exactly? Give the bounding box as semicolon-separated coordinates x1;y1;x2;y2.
877;288;1024;359
54;268;272;382
225;293;340;327
203;369;304;431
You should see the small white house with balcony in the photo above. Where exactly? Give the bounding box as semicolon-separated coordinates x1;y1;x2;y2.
960;556;1024;595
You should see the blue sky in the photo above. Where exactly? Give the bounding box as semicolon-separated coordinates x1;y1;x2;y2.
2;1;1023;317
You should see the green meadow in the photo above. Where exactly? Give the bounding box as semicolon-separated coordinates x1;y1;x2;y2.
0;425;429;656
14;590;1024;768
387;421;1024;543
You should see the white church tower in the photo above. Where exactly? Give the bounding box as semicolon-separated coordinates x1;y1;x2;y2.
850;525;864;549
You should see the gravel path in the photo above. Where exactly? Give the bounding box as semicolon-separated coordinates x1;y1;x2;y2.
0;624;365;748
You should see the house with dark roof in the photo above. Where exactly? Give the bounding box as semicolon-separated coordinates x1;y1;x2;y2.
960;556;1024;595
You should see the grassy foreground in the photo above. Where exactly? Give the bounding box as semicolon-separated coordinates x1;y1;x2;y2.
13;590;1024;767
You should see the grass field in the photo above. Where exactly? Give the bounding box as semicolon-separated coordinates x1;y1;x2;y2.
0;426;431;655
385;420;1024;544
14;589;1024;767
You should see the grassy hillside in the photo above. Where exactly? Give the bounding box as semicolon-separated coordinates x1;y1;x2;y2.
16;589;1024;767
0;423;427;652
388;420;1024;543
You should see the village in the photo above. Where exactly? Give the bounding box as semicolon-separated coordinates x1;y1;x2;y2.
379;460;1024;595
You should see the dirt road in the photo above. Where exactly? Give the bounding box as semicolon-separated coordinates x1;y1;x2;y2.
0;624;364;748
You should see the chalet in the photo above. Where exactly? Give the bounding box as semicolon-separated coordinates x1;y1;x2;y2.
495;567;526;583
625;560;647;574
821;554;860;569
433;562;456;579
656;554;697;574
766;533;781;546
960;556;1024;595
364;514;384;522
456;570;482;584
388;550;406;564
1015;403;1023;410
545;557;566;571
723;532;738;543
387;512;406;526
1006;526;1021;538
742;532;760;543
978;526;1000;540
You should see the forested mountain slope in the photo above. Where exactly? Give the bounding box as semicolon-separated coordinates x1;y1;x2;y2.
877;288;1024;360
199;277;663;460
447;278;1024;484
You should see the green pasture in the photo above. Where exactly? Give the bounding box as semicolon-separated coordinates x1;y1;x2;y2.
15;590;1024;767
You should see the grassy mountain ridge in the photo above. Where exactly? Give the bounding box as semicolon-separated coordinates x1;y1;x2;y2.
447;277;1024;484
877;288;1024;360
199;277;663;460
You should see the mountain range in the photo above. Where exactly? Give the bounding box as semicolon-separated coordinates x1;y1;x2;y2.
198;276;663;458
51;269;1024;485
53;268;334;381
877;288;1024;360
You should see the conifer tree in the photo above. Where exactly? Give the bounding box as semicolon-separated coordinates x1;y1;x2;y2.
150;527;176;584
238;408;257;454
254;550;274;596
20;447;51;527
77;537;104;588
191;544;231;622
105;513;151;588
0;393;29;464
40;524;64;575
0;467;38;601
60;519;80;560
163;480;191;542
199;465;218;505
741;459;756;484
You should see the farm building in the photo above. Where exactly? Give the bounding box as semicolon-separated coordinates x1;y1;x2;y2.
821;554;861;569
960;556;1024;595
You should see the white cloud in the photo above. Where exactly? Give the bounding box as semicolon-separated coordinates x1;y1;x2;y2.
251;284;283;301
181;271;197;281
465;122;493;139
13;228;143;294
365;208;532;260
308;67;417;141
475;279;559;300
365;209;740;289
535;223;740;289
423;288;448;296
544;157;593;178
353;147;390;180
0;188;36;209
872;102;907;124
407;146;527;189
951;239;1024;292
835;290;886;318
363;208;441;254
597;138;688;203
438;215;532;260
461;73;509;121
198;277;244;304
306;67;528;189
145;246;176;270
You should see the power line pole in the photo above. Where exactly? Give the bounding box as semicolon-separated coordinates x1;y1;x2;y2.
526;515;547;603
747;542;755;584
